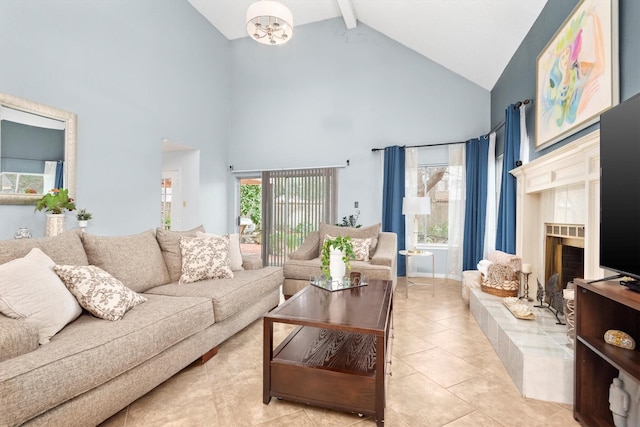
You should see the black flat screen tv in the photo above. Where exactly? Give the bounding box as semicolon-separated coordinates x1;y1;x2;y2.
600;92;640;283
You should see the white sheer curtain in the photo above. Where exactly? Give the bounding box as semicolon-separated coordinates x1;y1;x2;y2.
483;132;497;259
404;147;419;276
446;144;465;280
519;104;530;164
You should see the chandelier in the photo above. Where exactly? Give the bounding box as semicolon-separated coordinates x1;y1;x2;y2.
246;1;293;45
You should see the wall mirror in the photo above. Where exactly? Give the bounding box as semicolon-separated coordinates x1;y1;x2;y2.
0;92;76;205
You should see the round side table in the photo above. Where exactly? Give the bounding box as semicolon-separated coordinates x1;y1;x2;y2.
398;250;435;297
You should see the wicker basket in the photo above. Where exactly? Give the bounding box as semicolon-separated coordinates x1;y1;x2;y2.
480;262;519;297
481;283;518;297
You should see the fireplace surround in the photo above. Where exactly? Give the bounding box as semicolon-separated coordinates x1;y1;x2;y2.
512;130;603;295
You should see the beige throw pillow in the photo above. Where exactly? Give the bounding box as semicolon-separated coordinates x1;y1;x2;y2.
0;248;82;344
54;265;147;321
179;236;234;284
196;231;243;271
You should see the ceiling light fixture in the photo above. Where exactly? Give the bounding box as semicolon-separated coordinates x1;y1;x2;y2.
246;0;293;46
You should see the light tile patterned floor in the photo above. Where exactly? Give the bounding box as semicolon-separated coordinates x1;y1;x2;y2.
100;278;579;426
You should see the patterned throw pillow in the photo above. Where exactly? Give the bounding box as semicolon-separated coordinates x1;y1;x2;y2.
179;236;234;284
323;235;372;262
195;231;244;271
53;265;146;321
351;237;372;262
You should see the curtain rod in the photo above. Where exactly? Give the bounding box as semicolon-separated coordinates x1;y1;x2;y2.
486;98;534;136
371;98;533;152
230;163;348;174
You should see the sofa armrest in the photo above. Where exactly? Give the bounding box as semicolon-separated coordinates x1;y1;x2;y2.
288;231;320;261
370;232;397;268
242;255;263;270
0;315;40;363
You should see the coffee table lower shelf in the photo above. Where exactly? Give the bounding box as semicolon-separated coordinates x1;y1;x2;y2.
265;325;384;421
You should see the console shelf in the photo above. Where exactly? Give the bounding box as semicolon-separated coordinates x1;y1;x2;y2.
574;279;640;425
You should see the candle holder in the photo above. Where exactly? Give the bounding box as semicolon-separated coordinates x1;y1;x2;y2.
521;272;532;301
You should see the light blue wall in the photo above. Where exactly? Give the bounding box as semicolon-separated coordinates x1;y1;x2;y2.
228;18;489;230
492;0;640;157
0;5;489;251
0;0;231;238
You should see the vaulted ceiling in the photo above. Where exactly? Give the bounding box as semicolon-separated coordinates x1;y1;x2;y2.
188;0;548;90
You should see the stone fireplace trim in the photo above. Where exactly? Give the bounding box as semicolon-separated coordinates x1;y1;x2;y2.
511;130;602;297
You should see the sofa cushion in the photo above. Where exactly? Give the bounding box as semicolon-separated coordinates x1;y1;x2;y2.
0;229;88;266
82;230;171;293
0;293;213;427
196;231;243;271
54;265;147;321
179;236;234;284
0;315;40;363
318;223;381;255
0;248;82;345
147;267;283;322
156;226;205;283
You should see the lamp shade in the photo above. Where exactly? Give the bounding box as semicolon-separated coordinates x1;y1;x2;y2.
402;196;431;215
246;1;293;45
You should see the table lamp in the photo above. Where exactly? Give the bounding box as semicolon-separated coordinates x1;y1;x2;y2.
402;196;431;251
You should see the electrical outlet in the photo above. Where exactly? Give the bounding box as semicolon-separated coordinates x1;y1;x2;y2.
354;201;359;208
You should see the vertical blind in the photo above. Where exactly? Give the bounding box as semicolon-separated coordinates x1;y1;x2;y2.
261;167;337;267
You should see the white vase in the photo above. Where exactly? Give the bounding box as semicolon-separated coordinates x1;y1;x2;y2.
329;248;346;283
78;220;88;232
45;213;65;237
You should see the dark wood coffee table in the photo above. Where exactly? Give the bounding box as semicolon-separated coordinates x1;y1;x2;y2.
263;279;393;426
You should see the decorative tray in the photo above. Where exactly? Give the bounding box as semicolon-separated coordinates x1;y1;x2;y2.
310;277;368;292
502;300;536;320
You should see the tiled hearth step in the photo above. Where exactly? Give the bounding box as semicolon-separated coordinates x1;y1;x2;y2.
469;287;574;405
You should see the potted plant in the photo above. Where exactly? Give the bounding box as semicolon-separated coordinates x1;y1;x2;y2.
35;188;76;237
35;188;76;214
76;208;93;231
320;236;356;281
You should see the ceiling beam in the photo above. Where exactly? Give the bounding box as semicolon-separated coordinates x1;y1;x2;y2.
336;0;357;29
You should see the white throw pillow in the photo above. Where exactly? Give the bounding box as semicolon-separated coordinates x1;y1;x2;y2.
0;248;82;344
179;236;234;284
54;265;147;321
196;231;243;271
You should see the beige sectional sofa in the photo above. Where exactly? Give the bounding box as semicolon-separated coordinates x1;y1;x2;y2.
282;223;397;298
0;227;283;427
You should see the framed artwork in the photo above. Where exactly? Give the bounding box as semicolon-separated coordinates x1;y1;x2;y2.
535;0;619;150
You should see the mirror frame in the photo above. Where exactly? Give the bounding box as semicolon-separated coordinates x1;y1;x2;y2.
0;92;76;205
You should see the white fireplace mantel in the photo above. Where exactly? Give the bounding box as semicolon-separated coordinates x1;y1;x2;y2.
511;130;602;292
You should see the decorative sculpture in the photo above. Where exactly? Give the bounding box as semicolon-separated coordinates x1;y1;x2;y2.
533;274;565;324
610;378;630;427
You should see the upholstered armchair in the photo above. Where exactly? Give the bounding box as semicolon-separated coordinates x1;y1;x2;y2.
478;250;521;297
282;223;397;299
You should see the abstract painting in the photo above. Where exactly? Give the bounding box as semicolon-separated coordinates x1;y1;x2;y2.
535;0;618;149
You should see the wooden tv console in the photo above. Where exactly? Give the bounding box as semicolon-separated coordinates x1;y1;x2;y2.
574;278;640;425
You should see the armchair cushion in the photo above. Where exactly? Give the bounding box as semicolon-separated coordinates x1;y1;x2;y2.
318;223;381;255
288;231;319;260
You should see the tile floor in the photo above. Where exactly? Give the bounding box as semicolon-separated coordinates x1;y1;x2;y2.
100;278;579;426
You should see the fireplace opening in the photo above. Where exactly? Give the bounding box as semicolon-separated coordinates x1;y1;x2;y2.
544;223;585;294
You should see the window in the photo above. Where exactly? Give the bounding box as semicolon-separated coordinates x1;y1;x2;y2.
416;165;449;244
262;167;337;266
1;172;45;194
